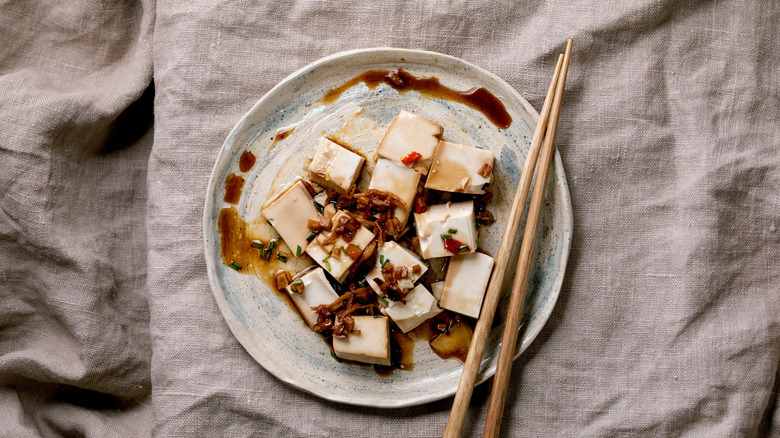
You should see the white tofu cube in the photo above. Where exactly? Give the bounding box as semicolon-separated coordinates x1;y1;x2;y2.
305;211;375;283
376;110;443;174
380;284;442;333
261;180;322;256
413;201;477;259
285;268;339;328
368;159;421;225
332;315;391;366
440;252;495;318
308;137;366;194
425;141;495;194
430;281;445;300
366;241;427;295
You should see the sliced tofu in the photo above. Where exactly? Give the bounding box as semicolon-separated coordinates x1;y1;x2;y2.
413;201;477;259
305;211;375;283
332;315;391;366
261;180;322;256
380;284;442;333
366;241;427;294
285;268;339;328
440;252;495;318
368;158;421;225
376;110;443;174
425;141;495;194
308;137;366;194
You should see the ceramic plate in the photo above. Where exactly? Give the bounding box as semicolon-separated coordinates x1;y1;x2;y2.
203;48;572;408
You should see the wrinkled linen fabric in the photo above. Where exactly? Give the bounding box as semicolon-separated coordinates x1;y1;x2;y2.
2;0;779;436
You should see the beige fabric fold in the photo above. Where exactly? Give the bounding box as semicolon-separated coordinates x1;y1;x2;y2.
2;0;779;436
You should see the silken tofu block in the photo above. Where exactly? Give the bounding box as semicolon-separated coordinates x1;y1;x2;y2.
440;252;495;318
368;159;421;225
305;211;375;283
261;180;322;256
413;201;477;259
332;315;391;366
425;141;495;194
380;284;442;333
376;110;443;174
366;241;427;294
308;137;365;194
285;268;339;328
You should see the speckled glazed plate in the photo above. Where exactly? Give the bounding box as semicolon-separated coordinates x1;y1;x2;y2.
203;48;572;408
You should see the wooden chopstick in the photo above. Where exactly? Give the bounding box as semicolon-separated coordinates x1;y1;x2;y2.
443;50;567;438
481;38;573;438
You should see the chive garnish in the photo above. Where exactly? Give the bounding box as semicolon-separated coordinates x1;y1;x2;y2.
448;228;457;234
291;279;303;286
306;232;316;242
381;258;390;268
324;260;331;271
330;351;342;362
379;255;385;265
277;254;288;263
296;245;302;257
356;279;368;288
378;296;389;305
322;254;331;262
440;234;451;240
229;261;242;270
458;245;469;252
313;201;324;214
341;246;348;256
251;240;263;249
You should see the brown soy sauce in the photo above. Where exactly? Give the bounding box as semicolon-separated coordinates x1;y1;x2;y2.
223;173;245;205
320;69;512;129
239;150;256;172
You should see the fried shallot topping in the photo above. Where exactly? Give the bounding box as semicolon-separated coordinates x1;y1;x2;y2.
477;163;493;178
307;216;332;233
312;284;379;338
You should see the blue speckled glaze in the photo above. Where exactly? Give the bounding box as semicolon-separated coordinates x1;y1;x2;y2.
202;48;573;408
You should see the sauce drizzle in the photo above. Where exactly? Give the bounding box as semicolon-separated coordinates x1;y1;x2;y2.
239;150;256;172
320;69;512;129
223;173;245;205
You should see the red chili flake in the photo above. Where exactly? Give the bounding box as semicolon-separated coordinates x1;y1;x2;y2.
442;236;468;256
400;151;422;164
414;196;427;214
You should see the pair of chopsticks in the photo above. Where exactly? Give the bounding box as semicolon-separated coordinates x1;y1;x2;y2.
444;39;573;438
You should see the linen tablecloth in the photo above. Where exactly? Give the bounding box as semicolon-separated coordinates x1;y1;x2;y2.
1;0;778;436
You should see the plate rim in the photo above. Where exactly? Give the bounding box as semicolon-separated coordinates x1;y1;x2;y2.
202;47;573;408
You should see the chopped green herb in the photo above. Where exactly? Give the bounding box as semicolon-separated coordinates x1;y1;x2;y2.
296;245;302;257
277;254;288;263
306;232;316;242
373;315;381;318
448;228;457;234
458;245;469;252
378;296;389;306
356;279;368;288
381;258;390;268
379;255;385;265
251;240;263;249
291;279;303;286
322;254;331;262
324;260;331;271
229;261;242;271
313;201;324;214
440;234;451;240
341;246;348;256
330;351;342;363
